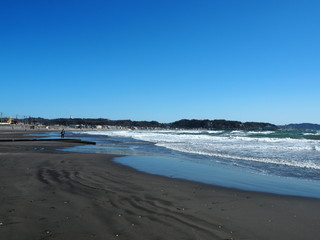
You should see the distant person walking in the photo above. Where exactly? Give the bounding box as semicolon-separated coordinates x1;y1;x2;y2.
61;129;65;138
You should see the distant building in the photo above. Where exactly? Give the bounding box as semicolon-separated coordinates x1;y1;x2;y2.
0;117;18;124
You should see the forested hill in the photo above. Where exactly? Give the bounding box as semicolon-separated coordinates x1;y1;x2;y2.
169;119;278;130
25;117;279;131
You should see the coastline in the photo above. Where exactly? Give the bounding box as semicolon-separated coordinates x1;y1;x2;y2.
1;129;320;239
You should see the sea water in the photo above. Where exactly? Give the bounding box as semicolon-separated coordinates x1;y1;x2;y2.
61;129;320;198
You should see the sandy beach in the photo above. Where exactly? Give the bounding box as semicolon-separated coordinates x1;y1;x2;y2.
1;129;320;240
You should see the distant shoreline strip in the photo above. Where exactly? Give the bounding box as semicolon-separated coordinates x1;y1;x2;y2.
0;138;96;145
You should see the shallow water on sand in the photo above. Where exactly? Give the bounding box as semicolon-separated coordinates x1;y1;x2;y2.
114;155;320;198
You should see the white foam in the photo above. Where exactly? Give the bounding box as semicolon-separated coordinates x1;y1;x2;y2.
304;132;320;136
157;142;320;170
247;131;275;135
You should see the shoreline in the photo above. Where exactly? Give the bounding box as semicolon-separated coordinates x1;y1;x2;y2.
1;130;320;239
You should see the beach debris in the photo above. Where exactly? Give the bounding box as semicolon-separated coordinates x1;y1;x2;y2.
118;214;122;217
176;207;185;211
115;234;119;237
0;222;3;226
131;223;135;227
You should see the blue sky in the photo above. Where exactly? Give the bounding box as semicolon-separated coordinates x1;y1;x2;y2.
1;0;319;124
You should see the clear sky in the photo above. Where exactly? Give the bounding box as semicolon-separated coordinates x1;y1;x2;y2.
1;0;319;125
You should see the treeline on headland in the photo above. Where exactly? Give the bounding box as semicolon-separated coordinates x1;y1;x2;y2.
280;123;320;131
25;117;279;131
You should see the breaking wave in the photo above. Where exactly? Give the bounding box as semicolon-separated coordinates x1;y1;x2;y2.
80;130;320;171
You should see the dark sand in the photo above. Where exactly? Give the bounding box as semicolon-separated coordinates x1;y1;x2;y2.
1;130;320;239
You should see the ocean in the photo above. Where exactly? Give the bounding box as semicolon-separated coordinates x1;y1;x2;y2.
57;129;320;198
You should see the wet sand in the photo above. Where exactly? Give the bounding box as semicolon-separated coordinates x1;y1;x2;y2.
1;130;320;239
